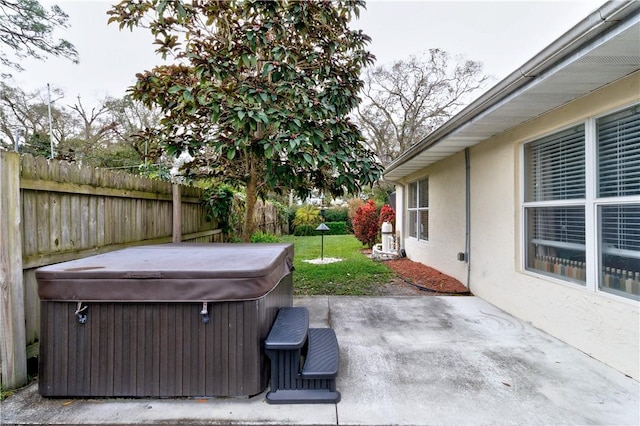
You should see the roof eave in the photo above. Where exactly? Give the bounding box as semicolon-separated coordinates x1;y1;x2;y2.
383;0;640;182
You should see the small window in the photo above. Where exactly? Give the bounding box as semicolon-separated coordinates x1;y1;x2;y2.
407;177;428;241
524;126;586;283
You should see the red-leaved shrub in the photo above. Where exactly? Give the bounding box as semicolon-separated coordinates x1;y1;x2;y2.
378;204;396;230
352;199;379;247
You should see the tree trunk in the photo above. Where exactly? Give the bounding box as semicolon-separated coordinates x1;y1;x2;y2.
242;157;258;242
243;115;263;242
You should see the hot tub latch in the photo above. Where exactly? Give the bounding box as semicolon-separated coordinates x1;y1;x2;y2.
75;302;88;324
200;302;210;324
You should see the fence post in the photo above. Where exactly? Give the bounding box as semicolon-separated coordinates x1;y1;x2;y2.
0;152;27;390
172;184;181;243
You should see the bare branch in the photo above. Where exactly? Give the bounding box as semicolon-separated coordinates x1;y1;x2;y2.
0;0;78;77
354;49;488;165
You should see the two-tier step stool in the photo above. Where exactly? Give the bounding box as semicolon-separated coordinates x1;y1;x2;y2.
264;306;341;404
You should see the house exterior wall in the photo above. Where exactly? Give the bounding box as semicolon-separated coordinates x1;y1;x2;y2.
402;152;468;285
398;71;640;379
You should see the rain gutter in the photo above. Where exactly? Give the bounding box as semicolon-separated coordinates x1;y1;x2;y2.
384;0;640;178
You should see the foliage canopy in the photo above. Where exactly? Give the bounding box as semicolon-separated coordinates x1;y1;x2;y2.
108;0;383;241
0;0;78;76
109;0;381;240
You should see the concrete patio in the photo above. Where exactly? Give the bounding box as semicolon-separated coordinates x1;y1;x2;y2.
2;296;638;425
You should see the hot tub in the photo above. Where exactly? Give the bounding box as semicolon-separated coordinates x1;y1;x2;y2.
36;243;293;398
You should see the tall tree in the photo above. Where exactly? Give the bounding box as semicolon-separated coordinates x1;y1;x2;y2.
108;0;382;241
0;0;78;76
0;82;162;171
102;95;164;161
355;49;489;165
60;95;165;171
69;95;112;143
0;81;65;149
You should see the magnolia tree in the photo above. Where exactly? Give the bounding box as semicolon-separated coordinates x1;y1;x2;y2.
108;0;383;241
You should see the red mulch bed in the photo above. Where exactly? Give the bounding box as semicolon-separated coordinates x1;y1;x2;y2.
384;257;470;294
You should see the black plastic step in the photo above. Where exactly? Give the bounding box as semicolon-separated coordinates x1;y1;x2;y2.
265;307;309;350
301;328;339;379
265;307;341;404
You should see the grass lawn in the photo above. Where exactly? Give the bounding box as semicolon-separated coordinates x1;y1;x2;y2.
280;234;396;295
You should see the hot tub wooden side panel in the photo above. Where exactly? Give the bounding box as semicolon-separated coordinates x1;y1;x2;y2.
39;273;293;398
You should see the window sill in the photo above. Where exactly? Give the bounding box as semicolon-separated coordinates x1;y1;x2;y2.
522;269;640;305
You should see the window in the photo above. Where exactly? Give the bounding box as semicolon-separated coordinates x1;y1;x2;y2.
597;107;640;197
524;126;586;284
407;177;428;241
596;106;640;298
523;104;640;300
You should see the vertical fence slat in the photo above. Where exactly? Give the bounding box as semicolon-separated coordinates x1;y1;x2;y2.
0;152;28;389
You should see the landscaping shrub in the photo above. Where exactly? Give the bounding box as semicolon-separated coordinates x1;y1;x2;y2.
201;184;236;234
250;231;281;243
293;204;321;226
347;198;364;222
287;205;298;234
352;199;379;247
325;221;348;235
270;200;290;234
323;207;348;223
379;204;396;229
346;198;364;233
293;224;317;236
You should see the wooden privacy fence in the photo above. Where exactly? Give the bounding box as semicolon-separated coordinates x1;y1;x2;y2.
248;199;287;236
0;152;223;390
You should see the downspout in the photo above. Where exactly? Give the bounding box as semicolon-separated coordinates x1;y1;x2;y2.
464;148;471;292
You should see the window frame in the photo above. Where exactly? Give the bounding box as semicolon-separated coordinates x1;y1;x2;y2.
407;176;429;242
521;102;640;302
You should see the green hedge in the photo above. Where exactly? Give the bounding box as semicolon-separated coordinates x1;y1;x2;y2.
293;224;317;236
323;207;349;222
293;222;348;236
325;221;348;235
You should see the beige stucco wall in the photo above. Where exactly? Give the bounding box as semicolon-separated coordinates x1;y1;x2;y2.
398;71;640;379
401;152;468;285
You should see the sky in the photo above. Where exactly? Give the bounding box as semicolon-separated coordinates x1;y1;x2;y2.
11;0;606;109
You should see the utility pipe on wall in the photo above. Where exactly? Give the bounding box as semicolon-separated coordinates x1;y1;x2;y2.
47;83;54;159
465;148;471;292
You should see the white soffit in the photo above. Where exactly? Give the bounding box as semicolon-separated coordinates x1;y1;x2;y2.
384;17;640;182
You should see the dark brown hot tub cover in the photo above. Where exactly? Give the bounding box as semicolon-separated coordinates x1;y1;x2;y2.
37;243;294;302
